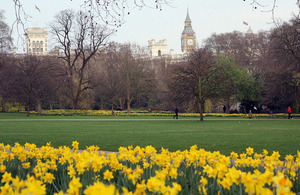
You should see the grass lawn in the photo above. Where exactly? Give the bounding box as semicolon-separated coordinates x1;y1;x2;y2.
0;115;299;158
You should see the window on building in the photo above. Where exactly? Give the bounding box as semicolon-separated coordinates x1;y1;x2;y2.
158;50;161;56
33;48;35;52
40;41;43;49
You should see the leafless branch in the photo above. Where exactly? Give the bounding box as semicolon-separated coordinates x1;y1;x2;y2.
11;0;32;48
80;0;174;27
245;0;299;23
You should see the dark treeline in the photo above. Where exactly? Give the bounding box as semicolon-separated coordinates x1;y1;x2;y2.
0;12;299;116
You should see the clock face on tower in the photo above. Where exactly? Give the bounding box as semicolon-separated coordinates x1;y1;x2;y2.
187;39;194;45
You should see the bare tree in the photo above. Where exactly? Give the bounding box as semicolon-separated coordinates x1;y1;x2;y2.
50;9;111;109
204;31;245;58
0;54;16;112
10;0;173;41
261;17;300;112
0;10;13;53
118;44;156;113
0;55;60;113
80;0;174;27
168;49;215;121
93;43;156;112
2;55;58;116
261;63;295;111
204;30;271;74
96;43;123;113
244;0;299;19
270;17;300;70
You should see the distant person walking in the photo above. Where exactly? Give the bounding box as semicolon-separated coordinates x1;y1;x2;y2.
223;105;226;113
248;109;252;119
288;106;292;119
173;107;179;119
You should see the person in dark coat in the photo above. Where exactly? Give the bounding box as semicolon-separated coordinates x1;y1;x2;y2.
223;105;226;113
173;107;179;119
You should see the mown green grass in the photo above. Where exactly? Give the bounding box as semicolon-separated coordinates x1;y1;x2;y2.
0;117;299;158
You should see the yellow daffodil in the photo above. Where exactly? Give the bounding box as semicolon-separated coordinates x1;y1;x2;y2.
0;141;299;194
84;182;119;195
146;177;161;193
103;169;114;181
1;172;12;184
22;162;31;169
246;147;254;156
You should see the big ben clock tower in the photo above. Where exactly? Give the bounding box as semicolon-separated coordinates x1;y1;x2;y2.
181;9;196;53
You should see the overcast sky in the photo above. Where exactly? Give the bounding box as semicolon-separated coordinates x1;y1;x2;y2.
1;0;299;53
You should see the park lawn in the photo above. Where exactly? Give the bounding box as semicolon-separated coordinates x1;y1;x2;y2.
0;119;299;158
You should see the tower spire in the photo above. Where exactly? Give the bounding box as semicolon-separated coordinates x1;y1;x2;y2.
185;7;191;23
181;8;196;53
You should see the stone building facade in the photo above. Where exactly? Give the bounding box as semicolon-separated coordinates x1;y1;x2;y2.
148;39;168;58
25;28;48;55
147;9;196;61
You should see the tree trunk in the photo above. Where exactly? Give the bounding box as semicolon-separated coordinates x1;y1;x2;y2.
119;98;124;110
100;96;104;110
127;101;131;114
73;86;82;109
127;91;131;113
73;91;80;109
36;100;42;115
111;102;114;116
74;81;83;109
27;95;31;117
27;104;30;117
69;85;75;109
68;72;76;109
198;77;204;121
72;99;78;109
226;101;230;114
199;102;204;121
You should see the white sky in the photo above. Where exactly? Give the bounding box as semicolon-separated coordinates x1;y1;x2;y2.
1;0;299;53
